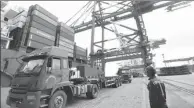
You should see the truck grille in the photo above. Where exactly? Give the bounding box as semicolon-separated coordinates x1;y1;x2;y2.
12;84;28;88
11;89;27;94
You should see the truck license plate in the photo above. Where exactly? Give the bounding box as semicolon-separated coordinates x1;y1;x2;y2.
11;103;18;108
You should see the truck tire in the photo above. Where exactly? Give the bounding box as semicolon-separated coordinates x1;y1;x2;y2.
113;81;118;88
129;80;131;83
48;90;67;108
119;81;122;86
118;81;120;87
116;81;119;87
86;84;99;99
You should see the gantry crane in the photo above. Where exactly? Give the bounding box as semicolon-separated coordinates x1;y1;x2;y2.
65;1;192;72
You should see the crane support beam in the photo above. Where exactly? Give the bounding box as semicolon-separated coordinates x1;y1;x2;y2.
121;65;145;70
94;32;137;44
105;54;142;62
105;47;142;57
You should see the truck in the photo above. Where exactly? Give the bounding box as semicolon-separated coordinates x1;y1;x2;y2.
117;68;132;83
120;73;132;83
6;46;122;108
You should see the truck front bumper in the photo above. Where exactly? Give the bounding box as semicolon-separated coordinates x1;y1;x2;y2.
6;90;41;108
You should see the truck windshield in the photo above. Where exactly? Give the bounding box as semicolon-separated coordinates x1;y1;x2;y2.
17;55;46;75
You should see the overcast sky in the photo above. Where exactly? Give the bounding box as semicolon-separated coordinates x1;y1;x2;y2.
7;1;194;76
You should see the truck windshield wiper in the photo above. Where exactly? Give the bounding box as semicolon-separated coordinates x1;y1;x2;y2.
17;70;37;77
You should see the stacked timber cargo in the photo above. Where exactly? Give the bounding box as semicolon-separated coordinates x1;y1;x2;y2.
57;22;75;58
22;4;58;51
159;65;192;76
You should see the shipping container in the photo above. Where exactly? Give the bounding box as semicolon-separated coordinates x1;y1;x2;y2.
58;45;74;53
60;22;74;33
60;31;74;41
58;22;75;42
75;45;87;56
27;40;54;49
29;27;55;41
31;15;56;31
59;40;74;49
23;4;58;51
60;36;75;45
77;65;102;78
33;4;58;21
28;33;54;46
31;10;58;26
30;21;56;36
75;54;87;60
158;65;192;76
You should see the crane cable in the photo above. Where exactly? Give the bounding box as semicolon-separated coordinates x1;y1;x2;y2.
80;2;95;24
65;1;91;24
70;1;94;27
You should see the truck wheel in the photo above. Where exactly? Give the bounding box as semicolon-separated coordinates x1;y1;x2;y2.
113;81;118;88
48;90;67;108
117;81;120;87
86;84;99;99
116;81;119;87
119;81;122;86
128;80;131;83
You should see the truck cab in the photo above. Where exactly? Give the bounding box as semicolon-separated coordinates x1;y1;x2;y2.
121;73;132;83
6;46;100;108
6;47;74;108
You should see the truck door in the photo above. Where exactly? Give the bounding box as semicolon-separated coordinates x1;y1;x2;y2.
45;57;63;88
51;57;63;83
61;58;70;81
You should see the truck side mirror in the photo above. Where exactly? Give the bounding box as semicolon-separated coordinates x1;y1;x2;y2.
72;72;75;76
47;58;52;74
47;58;52;67
70;70;75;76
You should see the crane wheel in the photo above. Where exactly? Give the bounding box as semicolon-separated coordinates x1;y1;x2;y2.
86;84;99;99
48;90;67;108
